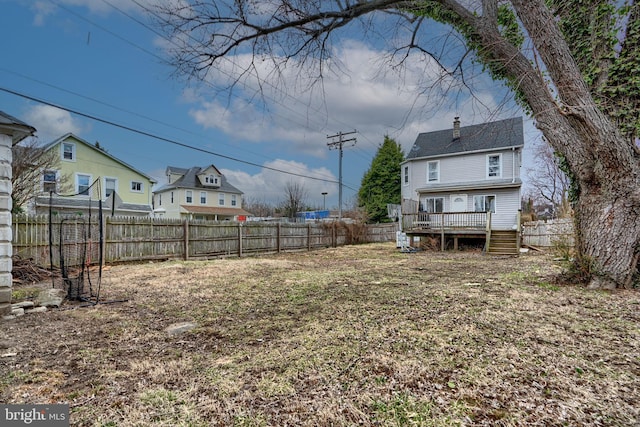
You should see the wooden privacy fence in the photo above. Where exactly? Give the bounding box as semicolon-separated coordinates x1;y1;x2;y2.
521;218;574;248
13;215;398;267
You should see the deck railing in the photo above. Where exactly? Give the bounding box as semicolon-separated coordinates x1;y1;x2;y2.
402;211;489;231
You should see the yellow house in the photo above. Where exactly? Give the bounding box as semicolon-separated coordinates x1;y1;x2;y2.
34;133;156;216
153;165;252;220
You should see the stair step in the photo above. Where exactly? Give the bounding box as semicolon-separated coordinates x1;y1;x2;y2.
488;230;518;255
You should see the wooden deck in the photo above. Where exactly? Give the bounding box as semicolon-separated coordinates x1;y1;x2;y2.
403;211;488;231
401;211;520;254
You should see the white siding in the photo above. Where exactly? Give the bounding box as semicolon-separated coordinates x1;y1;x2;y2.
403;148;520;188
470;188;521;230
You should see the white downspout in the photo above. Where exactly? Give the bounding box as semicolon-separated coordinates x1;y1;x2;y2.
512;147;516;184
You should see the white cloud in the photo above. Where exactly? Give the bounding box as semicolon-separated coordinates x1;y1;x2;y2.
23;105;85;141
29;0;166;25
222;159;338;206
185;37;517;159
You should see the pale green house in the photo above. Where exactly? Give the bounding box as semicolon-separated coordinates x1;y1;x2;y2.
33;133;156;217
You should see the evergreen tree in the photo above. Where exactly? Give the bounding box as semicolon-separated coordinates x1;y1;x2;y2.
358;136;404;223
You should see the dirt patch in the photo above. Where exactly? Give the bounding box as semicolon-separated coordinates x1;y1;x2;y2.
1;243;639;426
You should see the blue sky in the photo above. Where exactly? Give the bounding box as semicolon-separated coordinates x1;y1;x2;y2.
1;0;542;210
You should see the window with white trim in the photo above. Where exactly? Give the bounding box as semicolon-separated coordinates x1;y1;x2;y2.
105;177;117;198
170;192;174;204
231;194;237;206
43;170;57;193
473;195;496;213
185;190;193;204
487;154;502;178
200;191;207;204
62;142;75;161
130;181;143;192
403;166;409;185
205;175;219;185
427;161;439;183
76;174;91;196
219;193;225;206
421;197;444;213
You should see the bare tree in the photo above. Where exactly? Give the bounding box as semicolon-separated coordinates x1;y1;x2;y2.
150;1;640;289
11;138;68;214
243;197;275;218
281;181;308;219
526;138;572;219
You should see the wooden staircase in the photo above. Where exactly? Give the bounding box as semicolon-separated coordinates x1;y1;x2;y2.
487;230;519;255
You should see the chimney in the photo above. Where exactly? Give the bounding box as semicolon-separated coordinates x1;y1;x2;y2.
453;117;460;139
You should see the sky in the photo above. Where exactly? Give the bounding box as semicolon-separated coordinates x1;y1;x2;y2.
1;0;543;211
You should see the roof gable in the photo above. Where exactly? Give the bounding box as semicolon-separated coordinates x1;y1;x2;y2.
155;165;243;195
45;133;156;183
199;165;222;176
407;117;524;160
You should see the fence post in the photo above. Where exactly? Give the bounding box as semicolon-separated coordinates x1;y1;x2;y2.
238;223;243;257
516;209;521;251
277;222;281;253
102;216;108;266
485;211;492;253
183;220;189;261
440;212;445;251
307;223;311;251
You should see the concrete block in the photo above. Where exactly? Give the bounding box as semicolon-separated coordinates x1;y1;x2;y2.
0;179;11;195
0;244;12;258
0;211;11;224
0;288;11;304
0;163;10;178
0;302;10;317
0;195;11;211
0;225;12;242
0;144;11;163
0;273;12;288
0;257;11;272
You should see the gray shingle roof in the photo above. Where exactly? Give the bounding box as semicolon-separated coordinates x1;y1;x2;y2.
406;117;524;160
154;166;243;195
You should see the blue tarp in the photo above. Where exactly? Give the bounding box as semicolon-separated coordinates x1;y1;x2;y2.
297;210;330;219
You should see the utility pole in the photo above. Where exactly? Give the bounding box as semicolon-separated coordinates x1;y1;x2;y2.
327;130;357;219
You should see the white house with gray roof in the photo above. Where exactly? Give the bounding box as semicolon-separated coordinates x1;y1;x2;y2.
153;165;252;221
401;117;524;232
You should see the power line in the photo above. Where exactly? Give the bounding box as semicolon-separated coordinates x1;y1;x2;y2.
120;0;383;156
50;0;359;187
1;85;359;188
0;67;310;176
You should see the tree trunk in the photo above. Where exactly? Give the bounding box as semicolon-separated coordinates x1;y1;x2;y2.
575;189;640;288
533;112;640;288
469;0;640;288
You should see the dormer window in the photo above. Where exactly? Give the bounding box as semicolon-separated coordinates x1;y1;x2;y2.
204;175;219;186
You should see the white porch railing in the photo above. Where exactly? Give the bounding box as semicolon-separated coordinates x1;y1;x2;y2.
403;211;489;231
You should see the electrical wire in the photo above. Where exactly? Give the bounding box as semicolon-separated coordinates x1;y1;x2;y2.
1;85;361;189
47;0;363;188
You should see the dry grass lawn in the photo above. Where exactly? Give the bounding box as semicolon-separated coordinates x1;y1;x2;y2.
1;243;639;426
